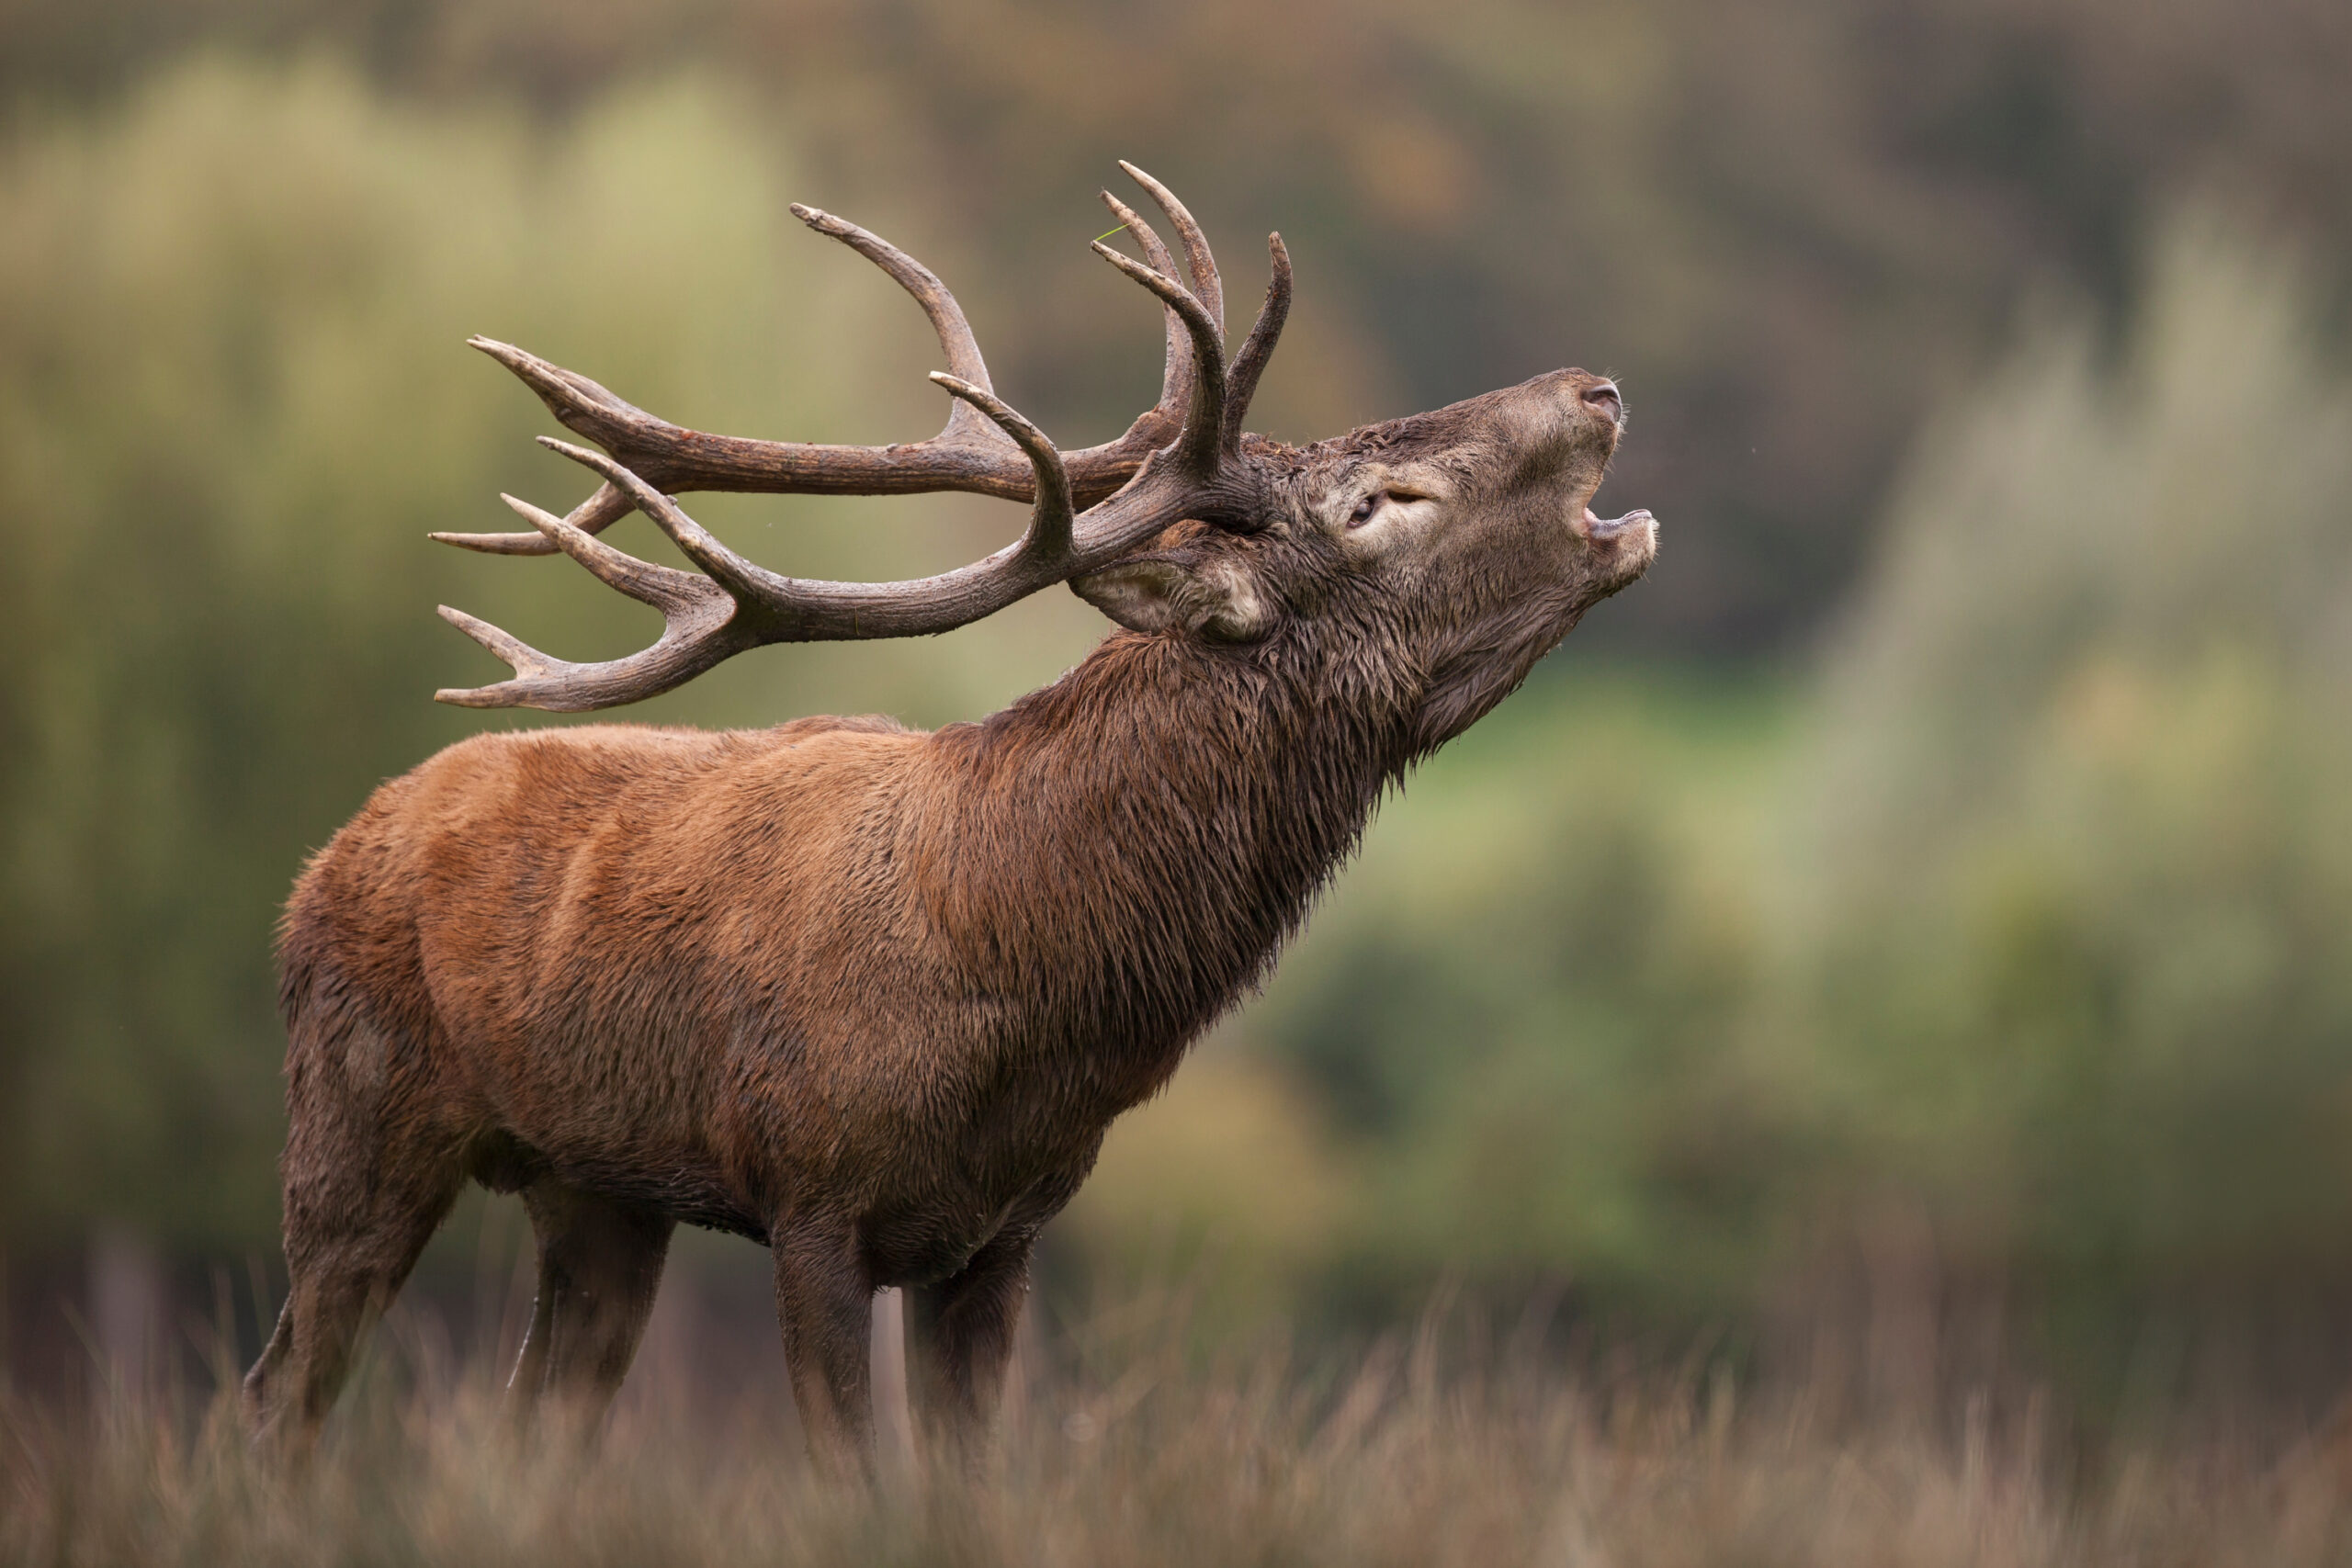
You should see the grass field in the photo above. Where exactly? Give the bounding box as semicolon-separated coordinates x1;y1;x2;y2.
9;1297;2351;1568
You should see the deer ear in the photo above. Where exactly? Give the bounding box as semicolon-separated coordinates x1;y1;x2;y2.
1071;556;1272;642
1071;559;1189;634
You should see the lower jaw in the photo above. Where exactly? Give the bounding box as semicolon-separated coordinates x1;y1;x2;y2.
1582;506;1654;542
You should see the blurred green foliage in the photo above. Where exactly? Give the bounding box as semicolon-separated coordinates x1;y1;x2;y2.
1791;216;2352;1374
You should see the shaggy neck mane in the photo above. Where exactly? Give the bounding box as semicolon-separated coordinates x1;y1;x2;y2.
923;619;1414;1104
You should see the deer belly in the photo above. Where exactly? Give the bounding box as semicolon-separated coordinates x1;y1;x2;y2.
466;1125;772;1242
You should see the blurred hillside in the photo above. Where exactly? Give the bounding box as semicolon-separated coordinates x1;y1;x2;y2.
2;1;2350;1420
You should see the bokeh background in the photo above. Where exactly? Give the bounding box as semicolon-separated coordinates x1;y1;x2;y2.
4;0;2350;1430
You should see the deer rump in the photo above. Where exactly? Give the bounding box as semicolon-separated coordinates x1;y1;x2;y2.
246;165;1657;1474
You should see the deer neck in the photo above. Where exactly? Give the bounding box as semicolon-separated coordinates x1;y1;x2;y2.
931;623;1414;1081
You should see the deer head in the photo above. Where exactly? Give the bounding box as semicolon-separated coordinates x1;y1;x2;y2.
435;165;1656;746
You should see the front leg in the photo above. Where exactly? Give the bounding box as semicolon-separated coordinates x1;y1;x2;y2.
773;1216;876;1480
907;1228;1038;1470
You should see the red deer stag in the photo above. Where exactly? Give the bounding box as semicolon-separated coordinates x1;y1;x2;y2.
243;165;1657;1471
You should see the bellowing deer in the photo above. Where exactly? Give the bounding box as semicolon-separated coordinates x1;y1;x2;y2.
243;166;1656;1472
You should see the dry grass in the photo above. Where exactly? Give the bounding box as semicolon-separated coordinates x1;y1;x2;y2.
8;1304;2352;1568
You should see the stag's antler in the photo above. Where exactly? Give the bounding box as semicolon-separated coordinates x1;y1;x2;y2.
434;163;1271;555
435;166;1291;711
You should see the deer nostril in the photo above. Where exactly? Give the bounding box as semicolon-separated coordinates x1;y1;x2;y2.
1581;381;1623;421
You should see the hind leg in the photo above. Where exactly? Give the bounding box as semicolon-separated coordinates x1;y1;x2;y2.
505;1179;673;1432
242;1128;463;1455
243;990;468;1455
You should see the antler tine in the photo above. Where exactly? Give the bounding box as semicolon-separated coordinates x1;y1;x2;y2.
435;604;565;688
790;203;1004;448
930;373;1076;561
1090;242;1227;478
434;595;749;712
431;480;633;557
1223;234;1292;455
494;490;716;613
1100;190;1196;443
1118;162;1224;341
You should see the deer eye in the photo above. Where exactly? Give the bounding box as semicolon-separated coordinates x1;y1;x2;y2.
1348;492;1383;528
